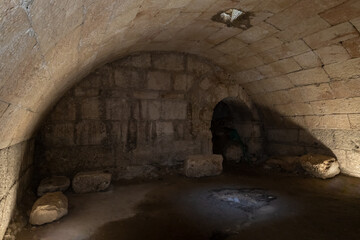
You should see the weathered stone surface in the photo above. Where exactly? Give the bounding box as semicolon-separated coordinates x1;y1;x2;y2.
29;192;68;225
315;45;350;65
304;22;358;50
293;51;322;69
184;154;223;178
72;171;111;194
37;176;70;196
266;156;302;172
300;154;340;179
147;71;171;90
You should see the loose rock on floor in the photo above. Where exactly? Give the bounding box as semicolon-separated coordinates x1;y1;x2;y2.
72;171;112;194
29;192;68;226
300;154;340;179
37;176;70;196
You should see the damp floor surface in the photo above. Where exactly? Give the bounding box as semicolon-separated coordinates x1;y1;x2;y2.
16;168;360;240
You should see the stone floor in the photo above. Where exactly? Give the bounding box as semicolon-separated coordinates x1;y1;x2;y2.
15;167;360;240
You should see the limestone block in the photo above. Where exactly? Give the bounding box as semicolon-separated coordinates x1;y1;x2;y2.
288;83;334;102
275;102;314;116
234;69;264;84
205;27;240;45
37;176;70;196
29;192;68;225
75;121;107;145
342;37;360;58
348;114;360;129
351;16;360;31
293;51;323;69
315;45;350;65
236;22;278;43
249;37;283;53
173;73;193;91
304;22;358;50
215;38;247;55
324;58;360;81
287;67;330;86
147;101;161;120
310;97;360;115
300;154;340;179
114;68;145;88
72;171;111;194
237;55;265;70
0;184;17;240
267;0;343;30
80;97;101;120
156;121;174;136
152;53;184;71
304;115;351;130
147;71;171;90
333;130;360;150
50;97;76;121
184;154;223;177
105;98;131;120
242;81;265;95
161;101;187;120
43;123;75;146
260;40;310;63
257;58;301;78
260;76;294;92
320;0;360;25
275;15;330;42
299;129;335;149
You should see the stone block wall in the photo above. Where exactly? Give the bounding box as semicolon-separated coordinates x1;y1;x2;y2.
233;14;360;178
35;52;258;179
0;140;34;238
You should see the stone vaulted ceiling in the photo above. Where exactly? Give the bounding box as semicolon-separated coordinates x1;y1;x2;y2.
1;0;360;168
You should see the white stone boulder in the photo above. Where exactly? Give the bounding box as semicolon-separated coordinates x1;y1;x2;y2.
300;154;340;179
184;154;223;177
72;171;111;194
37;176;70;196
29;192;68;225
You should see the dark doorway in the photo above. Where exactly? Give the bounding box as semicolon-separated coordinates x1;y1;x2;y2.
211;98;263;164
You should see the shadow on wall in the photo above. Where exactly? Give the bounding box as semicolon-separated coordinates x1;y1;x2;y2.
210;99;335;166
256;105;335;158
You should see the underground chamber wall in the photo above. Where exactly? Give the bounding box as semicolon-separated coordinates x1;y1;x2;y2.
32;52;252;180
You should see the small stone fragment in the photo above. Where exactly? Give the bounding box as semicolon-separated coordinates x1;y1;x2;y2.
29;192;68;225
37;176;70;196
72;171;112;194
300;154;340;179
184;154;223;178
